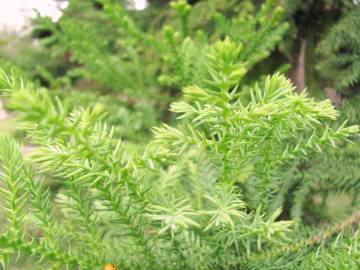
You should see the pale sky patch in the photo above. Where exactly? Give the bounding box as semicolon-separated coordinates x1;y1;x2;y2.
0;0;148;32
0;0;68;32
129;0;148;10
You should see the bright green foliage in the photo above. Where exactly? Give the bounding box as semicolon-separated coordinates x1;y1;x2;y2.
318;6;360;92
50;89;159;143
264;94;360;225
31;0;287;92
24;0;163;142
151;40;358;210
254;0;360;229
241;222;360;270
19;0;287;144
159;0;288;89
214;0;288;69
0;31;358;268
0;1;359;269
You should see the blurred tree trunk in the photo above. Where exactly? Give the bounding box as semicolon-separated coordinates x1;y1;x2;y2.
292;39;307;92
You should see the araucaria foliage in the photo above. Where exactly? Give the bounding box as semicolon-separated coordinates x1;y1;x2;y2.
0;1;359;270
0;39;358;269
318;6;360;92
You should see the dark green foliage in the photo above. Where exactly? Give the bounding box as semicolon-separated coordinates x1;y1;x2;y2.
7;0;285;146
159;0;288;89
0;43;358;268
318;6;360;92
0;0;360;269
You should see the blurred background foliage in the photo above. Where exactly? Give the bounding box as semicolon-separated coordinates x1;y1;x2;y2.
0;0;359;233
0;0;360;269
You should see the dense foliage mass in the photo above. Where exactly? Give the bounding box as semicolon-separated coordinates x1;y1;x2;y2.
0;0;360;269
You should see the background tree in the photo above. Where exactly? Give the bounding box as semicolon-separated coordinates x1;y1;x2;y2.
0;0;360;269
